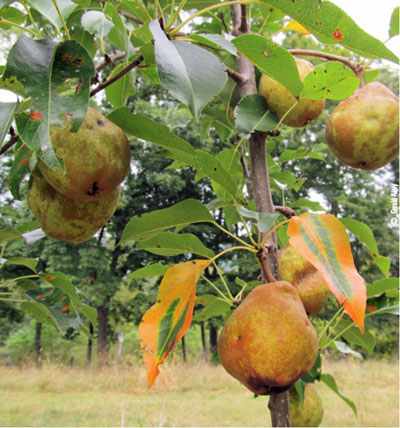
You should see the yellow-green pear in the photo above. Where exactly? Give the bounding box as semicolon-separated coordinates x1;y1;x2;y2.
28;173;120;244
38;107;130;201
289;383;324;427
258;57;325;127
279;244;330;315
325;82;399;170
218;281;318;395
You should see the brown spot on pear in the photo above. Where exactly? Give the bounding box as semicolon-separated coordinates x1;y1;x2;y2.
289;383;324;427
258;57;325;128
28;173;120;244
325;82;399;170
279;244;330;315
38;107;130;201
218;281;318;395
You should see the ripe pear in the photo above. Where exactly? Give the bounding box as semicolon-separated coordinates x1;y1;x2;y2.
28;173;120;243
218;281;318;395
258;57;325;127
279;244;330;315
325;82;399;170
289;383;324;427
38;107;130;201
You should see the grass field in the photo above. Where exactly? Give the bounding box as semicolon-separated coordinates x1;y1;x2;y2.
0;358;398;427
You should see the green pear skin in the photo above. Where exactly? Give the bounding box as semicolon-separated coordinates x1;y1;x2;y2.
258;57;325;128
28;173;120;243
279;244;330;315
38;107;130;201
326;82;399;170
218;281;318;395
289;383;324;427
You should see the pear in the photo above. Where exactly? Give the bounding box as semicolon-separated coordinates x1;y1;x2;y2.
28;173;120;244
289;383;324;427
218;281;318;395
258;57;325;127
38;107;130;201
279;244;330;315
326;82;399;170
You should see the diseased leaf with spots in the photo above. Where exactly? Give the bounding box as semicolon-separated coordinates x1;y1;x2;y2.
4;36;95;169
139;260;210;387
288;213;366;331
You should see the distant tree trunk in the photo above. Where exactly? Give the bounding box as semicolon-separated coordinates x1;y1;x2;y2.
87;322;94;367
209;325;218;354
181;335;187;362
97;304;109;365
200;322;208;362
117;331;124;361
34;322;42;366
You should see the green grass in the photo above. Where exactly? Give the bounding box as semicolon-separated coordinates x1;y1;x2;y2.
0;358;398;427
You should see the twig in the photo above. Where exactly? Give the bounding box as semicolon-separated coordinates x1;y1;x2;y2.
117;8;143;25
0;134;19;156
96;52;127;73
257;247;276;283
274;206;296;219
90;55;144;97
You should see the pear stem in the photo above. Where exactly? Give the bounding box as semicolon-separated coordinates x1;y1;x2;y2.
256;247;276;283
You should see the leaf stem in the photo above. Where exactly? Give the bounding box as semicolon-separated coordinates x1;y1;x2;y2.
212;260;235;301
21;1;42;38
166;0;187;30
0;18;40;37
52;0;71;39
273;100;298;132
0;297;27;302
211;221;254;248
320;318;354;351
318;305;344;342
200;275;233;304
259;218;291;248
210;245;258;264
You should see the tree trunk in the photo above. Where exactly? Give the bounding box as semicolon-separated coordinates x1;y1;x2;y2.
209;325;218;355
181;335;187;362
87;322;94;367
117;331;124;361
230;4;291;427
97;304;109;365
34;322;42;366
200;322;208;362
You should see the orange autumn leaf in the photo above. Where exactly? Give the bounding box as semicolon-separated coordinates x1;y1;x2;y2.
288;213;366;332
139;260;210;388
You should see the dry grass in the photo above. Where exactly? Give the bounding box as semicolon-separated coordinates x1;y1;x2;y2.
0;358;398;427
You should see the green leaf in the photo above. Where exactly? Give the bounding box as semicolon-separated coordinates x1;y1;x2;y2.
288;198;325;212
302;61;360;100
0;75;25;96
234;94;279;134
389;6;399;38
367;278;399;298
8;144;30;200
320;373;357;416
232;34;303;95
136;232;214;258
20;301;63;334
105;62;136;108
340;218;390;276
2;257;38;272
237;207;280;233
4;37;95;169
121;199;214;244
189;34;237;56
0;227;23;245
108;107;196;160
0;101;17;145
27;0;76;29
335;320;375;354
105;3;130;52
81;10;114;38
331;341;363;360
70;28;97;58
150;20;227;118
261;0;398;63
130;264;170;279
0;6;26;29
193;295;231;322
270;170;305;192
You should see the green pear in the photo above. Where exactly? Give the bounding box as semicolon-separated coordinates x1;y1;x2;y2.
325;82;399;170
28;173;120;244
289;383;324;427
38;107;130;201
218;281;318;395
279;244;330;315
258;57;325;128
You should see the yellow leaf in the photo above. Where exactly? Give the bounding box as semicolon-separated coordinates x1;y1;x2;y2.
283;20;311;35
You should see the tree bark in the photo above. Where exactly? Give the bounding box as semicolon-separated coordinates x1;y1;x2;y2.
34;322;42;367
200;322;208;362
97;304;109;365
209;325;218;355
181;335;187;362
230;4;290;426
87;322;94;367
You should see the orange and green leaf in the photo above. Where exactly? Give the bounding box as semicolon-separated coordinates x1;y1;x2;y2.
287;213;366;332
139;259;210;388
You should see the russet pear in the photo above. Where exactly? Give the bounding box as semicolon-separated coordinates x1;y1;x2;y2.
258;57;325;128
289;383;324;427
38;107;130;201
218;281;318;395
279;244;330;315
28;173;120;244
325;82;399;170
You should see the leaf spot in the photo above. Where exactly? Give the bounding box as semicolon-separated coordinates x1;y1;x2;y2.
19;159;27;168
333;29;343;40
30;111;43;121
